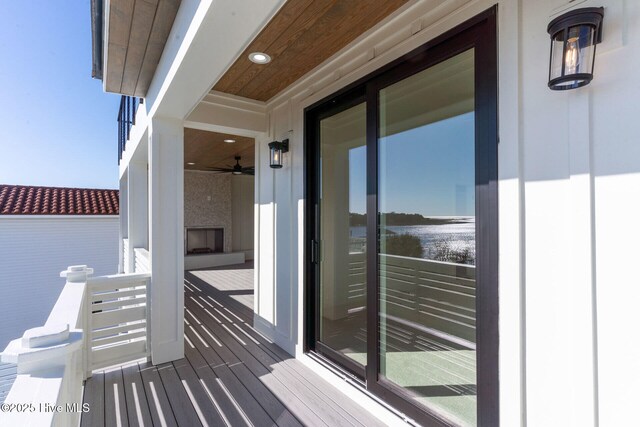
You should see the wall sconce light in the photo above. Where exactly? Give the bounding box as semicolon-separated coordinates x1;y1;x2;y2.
268;139;289;169
547;7;604;90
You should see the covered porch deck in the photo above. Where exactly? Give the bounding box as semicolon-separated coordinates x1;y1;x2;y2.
81;264;388;427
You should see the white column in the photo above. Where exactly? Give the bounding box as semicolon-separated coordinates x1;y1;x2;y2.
119;174;128;273
148;116;184;364
128;160;149;273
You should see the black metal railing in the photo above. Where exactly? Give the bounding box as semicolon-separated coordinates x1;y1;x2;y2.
117;95;143;164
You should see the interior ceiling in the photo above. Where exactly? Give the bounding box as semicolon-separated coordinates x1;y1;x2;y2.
212;0;409;102
184;128;255;172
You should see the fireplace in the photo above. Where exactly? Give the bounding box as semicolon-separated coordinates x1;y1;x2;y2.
185;227;224;255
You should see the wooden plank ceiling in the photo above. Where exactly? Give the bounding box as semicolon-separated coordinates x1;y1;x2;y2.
184;129;254;172
104;0;181;96
213;0;408;102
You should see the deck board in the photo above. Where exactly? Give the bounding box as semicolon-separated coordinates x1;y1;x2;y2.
156;362;203;427
122;363;154;427
81;371;104;427
104;368;129;427
188;274;386;427
185;332;285;427
138;362;179;427
188;303;326;426
187;294;370;427
83;263;389;427
171;357;229;426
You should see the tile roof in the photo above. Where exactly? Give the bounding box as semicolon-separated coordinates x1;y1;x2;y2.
0;185;119;215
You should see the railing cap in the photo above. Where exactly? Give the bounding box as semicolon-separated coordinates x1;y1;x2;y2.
60;265;94;282
22;324;69;349
1;330;82;366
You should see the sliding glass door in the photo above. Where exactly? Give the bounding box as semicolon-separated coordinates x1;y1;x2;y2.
316;100;368;373
306;9;497;426
377;48;477;426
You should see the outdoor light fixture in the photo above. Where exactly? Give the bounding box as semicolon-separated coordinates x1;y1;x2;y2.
249;52;271;64
547;7;604;90
268;139;289;169
223;139;236;144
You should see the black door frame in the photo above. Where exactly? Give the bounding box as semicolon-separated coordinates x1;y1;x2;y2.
304;7;498;426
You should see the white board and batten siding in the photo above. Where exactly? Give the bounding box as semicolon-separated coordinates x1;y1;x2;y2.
0;216;119;351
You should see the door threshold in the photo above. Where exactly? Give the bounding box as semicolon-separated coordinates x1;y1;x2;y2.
300;351;420;426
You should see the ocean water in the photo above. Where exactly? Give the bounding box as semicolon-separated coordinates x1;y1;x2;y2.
349;218;476;264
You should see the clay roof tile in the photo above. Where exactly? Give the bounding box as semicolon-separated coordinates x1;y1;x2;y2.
0;185;119;215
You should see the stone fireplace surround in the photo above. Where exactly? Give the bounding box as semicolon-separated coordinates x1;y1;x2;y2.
184;171;232;253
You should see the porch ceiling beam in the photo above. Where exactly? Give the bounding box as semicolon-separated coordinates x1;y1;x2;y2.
146;0;287;121
185;92;267;136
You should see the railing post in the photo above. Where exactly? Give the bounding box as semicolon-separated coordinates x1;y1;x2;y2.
59;265;94;379
0;265;92;427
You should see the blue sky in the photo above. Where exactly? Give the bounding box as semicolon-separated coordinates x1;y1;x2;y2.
0;2;121;189
349;112;475;217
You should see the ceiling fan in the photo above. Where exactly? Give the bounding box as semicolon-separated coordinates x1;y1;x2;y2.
206;156;254;176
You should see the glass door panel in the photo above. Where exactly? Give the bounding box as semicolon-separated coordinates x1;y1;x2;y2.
318;102;367;367
378;49;477;426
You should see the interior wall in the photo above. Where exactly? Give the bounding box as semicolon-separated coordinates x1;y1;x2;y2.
231;175;255;259
184;171;232;253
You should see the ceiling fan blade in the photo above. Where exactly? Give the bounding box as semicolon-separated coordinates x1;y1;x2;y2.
206;167;234;172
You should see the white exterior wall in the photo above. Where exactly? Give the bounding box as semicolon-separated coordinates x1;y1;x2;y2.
0;216;119;349
116;0;640;424
520;2;640;426
253;1;640;425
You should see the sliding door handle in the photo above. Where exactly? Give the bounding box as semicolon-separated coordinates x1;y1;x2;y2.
311;240;320;264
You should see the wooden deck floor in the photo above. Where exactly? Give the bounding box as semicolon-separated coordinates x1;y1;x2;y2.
81;264;387;427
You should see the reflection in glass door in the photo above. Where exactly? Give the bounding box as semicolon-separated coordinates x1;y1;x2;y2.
318;102;368;369
378;49;477;426
306;9;497;426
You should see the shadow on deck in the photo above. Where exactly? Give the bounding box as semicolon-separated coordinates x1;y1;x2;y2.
81;264;386;427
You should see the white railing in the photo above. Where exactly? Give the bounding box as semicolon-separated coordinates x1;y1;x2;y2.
347;251;366;313
0;263;151;426
123;238;130;273
380;253;476;347
87;272;150;371
347;253;476;347
134;247;150;273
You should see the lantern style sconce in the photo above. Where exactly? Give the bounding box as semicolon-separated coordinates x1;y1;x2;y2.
268;139;289;169
547;7;604;90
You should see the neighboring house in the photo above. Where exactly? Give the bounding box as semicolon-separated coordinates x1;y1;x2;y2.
0;185;119;401
3;1;640;426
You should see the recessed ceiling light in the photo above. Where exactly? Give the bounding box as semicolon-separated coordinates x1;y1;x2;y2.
249;52;271;64
223;139;236;144
187;162;195;165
